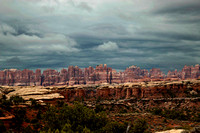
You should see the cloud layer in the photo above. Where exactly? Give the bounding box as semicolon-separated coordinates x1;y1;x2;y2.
95;41;119;51
0;0;200;73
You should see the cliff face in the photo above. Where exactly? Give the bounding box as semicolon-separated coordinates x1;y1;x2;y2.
55;80;200;101
0;80;199;103
0;64;200;86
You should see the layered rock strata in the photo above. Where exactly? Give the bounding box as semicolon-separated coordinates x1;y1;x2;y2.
53;80;200;102
0;64;200;86
1;80;199;102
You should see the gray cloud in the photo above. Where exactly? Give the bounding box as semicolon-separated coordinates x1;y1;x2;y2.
0;23;79;54
153;1;200;15
0;0;200;73
78;2;92;11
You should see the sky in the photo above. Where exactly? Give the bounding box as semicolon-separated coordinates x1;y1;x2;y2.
0;0;200;73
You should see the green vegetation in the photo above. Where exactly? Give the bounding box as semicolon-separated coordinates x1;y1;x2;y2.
0;95;12;111
29;98;41;109
13;108;27;130
150;108;188;120
10;95;24;105
40;102;148;133
0;95;25;112
130;119;149;133
101;121;126;133
42;102;108;132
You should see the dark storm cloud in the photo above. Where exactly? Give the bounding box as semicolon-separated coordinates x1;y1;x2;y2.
1;57;24;69
0;0;200;73
152;0;200;25
154;2;200;15
141;31;200;41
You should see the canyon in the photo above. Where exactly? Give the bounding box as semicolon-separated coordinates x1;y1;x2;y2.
1;80;199;102
0;64;200;86
1;79;200;132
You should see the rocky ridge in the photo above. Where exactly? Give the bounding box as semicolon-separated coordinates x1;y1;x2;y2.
1;80;200;132
0;64;200;86
1;80;199;102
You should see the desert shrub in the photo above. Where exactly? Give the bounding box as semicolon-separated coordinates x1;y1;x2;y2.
95;104;104;113
119;108;127;113
129;118;148;133
56;100;65;107
166;89;176;98
150;108;188;120
193;113;200;122
162;109;188;120
0;109;5;117
2;95;7;100
13;108;27;130
10;95;24;105
33;122;41;131
0;98;12;111
151;108;162;115
96;96;101;103
61;123;73;133
31;118;38;124
23;125;34;133
36;109;42;119
40;103;148;133
0;120;6;133
82;126;92;133
109;104;115;111
42;106;61;131
29;98;39;108
101;121;126;133
126;106;130;110
42;102;108;132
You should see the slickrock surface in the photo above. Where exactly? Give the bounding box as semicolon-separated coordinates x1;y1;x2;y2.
155;126;200;133
22;93;64;100
6;87;50;97
1;86;64;100
1;64;200;86
1;80;199;102
155;129;187;133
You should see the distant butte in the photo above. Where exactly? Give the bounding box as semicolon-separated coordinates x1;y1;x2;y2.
0;64;200;86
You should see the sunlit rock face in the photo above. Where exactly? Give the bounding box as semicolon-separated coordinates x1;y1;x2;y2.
0;64;200;86
51;80;200;101
0;86;64;100
155;129;187;133
1;80;200;102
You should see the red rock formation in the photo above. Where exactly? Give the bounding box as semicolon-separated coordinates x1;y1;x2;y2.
182;65;192;79
123;65;149;82
191;64;200;79
167;64;200;80
42;69;60;86
149;68;165;79
35;69;41;86
56;80;200;101
1;64;200;86
59;68;68;85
